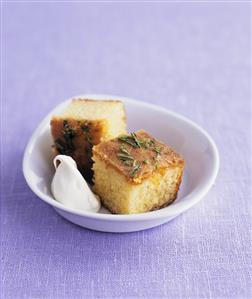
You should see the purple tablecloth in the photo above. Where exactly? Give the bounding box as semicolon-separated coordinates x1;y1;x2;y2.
1;2;251;298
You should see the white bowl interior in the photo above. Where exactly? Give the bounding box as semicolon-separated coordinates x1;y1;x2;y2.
24;96;218;219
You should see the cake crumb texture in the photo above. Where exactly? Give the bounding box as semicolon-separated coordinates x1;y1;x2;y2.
92;130;184;214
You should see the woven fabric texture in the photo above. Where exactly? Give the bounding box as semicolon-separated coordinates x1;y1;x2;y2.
1;2;251;299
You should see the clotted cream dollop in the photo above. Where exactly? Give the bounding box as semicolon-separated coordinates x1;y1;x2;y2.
51;155;100;212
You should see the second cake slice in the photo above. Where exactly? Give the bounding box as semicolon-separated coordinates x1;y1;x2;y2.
50;99;127;180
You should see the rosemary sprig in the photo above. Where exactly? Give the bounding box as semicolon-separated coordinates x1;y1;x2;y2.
118;136;138;148
130;163;141;177
119;145;131;155
154;146;162;155
140;141;148;149
118;133;141;148
117;147;134;165
140;139;155;149
118;153;134;161
152;154;161;169
123;160;133;166
131;133;141;148
149;140;155;146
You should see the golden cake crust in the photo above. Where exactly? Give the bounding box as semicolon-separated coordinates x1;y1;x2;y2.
93;129;185;184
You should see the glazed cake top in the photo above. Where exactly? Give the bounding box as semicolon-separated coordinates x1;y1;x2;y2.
93;130;185;183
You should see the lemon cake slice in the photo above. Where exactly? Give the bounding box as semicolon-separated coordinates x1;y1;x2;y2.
50;99;127;180
92;130;185;214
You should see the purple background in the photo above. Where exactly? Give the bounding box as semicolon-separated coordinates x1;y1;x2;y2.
1;2;251;299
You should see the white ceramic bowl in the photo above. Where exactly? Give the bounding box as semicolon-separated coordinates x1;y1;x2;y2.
23;94;219;233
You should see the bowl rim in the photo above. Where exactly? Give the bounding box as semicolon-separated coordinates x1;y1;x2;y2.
23;94;220;222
